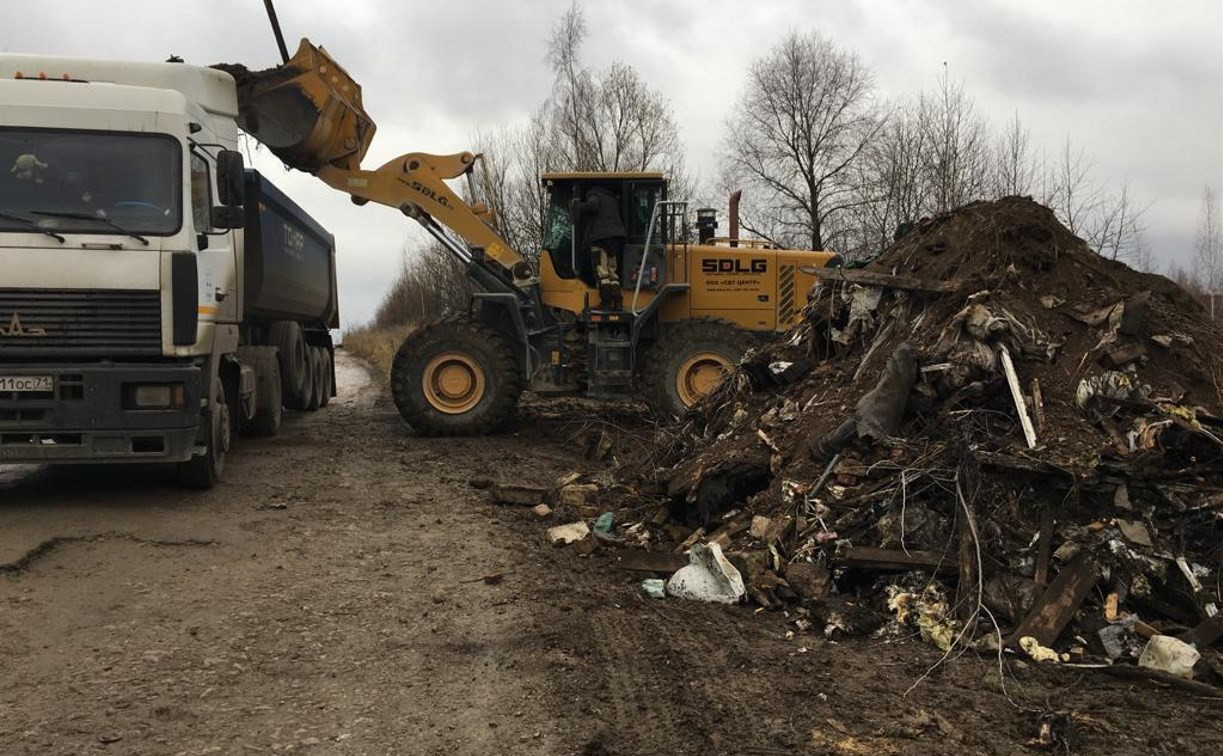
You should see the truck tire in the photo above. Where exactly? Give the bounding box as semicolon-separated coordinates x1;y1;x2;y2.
390;318;522;436
179;380;230;489
248;353;283;437
306;347;325;411
286;341;316;411
640;318;753;418
319;348;334;407
270;321;308;404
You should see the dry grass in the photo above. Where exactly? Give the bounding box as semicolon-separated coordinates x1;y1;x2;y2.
340;324;414;384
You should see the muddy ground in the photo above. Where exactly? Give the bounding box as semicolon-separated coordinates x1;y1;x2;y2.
1;352;1220;756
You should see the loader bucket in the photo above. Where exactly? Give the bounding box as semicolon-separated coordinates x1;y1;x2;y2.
215;38;375;173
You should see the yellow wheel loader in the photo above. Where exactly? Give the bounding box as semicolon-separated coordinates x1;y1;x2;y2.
220;39;839;435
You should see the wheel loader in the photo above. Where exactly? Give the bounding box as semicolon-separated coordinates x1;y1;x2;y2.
221;39;839;435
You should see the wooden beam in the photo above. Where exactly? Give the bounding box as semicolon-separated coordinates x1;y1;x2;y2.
836;546;958;575
1178;616;1223;649
1008;552;1100;647
819;267;961;293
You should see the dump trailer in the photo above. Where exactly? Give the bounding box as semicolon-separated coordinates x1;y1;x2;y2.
0;53;337;487
227;38;838;435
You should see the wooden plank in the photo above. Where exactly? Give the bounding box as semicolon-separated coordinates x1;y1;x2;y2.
1008;552;1100;647
613;550;689;574
836;546;958;575
955;498;979;621
1000;346;1037;449
1033;506;1055;587
820;267;961;293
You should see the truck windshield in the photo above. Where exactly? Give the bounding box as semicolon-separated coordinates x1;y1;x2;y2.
0;128;181;237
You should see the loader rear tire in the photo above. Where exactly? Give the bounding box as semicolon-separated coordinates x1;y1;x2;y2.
391;318;522;436
641;319;752;418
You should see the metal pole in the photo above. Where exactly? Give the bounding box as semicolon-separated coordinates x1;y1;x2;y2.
262;0;291;63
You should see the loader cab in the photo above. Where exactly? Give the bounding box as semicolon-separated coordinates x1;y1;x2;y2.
540;172;666;289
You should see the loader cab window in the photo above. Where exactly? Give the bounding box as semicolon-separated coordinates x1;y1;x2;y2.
626;183;664;244
542;189;578;279
0;127;182;237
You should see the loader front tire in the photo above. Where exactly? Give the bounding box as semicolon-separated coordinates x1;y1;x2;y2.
641;319;752;418
391;318;523;436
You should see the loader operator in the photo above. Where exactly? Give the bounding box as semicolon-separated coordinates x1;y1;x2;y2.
571;185;625;309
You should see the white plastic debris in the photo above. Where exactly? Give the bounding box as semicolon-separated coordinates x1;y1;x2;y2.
640;579;666;599
1138;635;1201;679
665;542;745;604
546;521;590;545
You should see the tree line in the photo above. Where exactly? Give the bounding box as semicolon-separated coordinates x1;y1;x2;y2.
369;7;1218;329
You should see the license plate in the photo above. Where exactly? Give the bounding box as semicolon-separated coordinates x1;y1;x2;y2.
0;375;53;392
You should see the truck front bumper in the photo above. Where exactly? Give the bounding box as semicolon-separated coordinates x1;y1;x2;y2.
0;363;202;463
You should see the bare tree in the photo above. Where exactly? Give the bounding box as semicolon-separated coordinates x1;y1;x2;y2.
917;68;991;213
992;112;1035;197
1195;185;1222;318
374;242;474;328
542;5;687;186
840;98;925;258
720;31;882;251
1046;137;1099;236
1088;180;1147;262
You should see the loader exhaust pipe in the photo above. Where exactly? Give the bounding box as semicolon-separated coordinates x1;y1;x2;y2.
729;190;742;248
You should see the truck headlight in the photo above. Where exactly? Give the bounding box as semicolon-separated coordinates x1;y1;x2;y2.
125;383;186;409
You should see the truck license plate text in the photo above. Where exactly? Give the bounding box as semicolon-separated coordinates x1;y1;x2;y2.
0;376;53;392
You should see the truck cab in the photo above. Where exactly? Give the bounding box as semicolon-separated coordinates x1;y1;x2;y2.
0;54;323;486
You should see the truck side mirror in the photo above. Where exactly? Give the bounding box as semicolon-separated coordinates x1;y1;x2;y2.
216;150;245;206
211;205;244;229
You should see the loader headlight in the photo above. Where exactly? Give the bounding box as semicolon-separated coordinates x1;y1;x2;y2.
124;383;186;409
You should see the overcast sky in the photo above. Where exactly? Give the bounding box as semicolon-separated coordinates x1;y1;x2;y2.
3;0;1221;329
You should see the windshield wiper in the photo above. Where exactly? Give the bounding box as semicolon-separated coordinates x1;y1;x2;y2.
0;210;66;243
30;210;149;246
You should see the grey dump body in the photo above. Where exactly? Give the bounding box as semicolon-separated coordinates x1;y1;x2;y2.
243;170;339;329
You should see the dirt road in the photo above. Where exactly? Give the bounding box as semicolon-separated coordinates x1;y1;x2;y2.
2;352;1220;755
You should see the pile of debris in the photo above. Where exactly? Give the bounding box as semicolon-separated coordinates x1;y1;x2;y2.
616;197;1221;686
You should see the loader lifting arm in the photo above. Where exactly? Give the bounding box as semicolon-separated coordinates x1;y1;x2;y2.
218;38;529;287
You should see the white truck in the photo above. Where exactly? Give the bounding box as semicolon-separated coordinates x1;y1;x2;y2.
0;53;338;487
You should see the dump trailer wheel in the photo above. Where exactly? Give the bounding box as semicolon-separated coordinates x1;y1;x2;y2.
248;354;283;437
390;318;523;436
319;348;334;408
641;319;753;418
269;321;308;403
306;347;325;411
179;380;230;489
286;340;316;411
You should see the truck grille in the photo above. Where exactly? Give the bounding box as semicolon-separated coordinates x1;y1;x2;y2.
0;289;161;358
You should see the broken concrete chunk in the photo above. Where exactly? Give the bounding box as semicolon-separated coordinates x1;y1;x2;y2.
665;542;745;604
749;515;772;539
546;521;590;546
492;484;547;506
1138;635;1201;679
1115;519;1153;547
557;483;599;509
532;503;552;517
784;562;831;600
